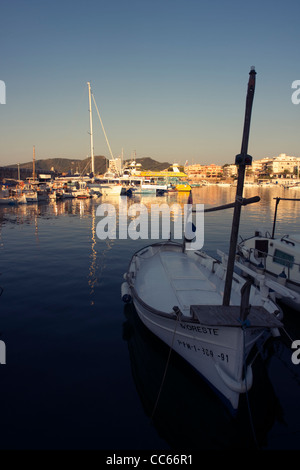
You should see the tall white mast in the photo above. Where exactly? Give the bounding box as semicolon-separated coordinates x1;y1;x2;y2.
33;145;36;181
87;82;95;176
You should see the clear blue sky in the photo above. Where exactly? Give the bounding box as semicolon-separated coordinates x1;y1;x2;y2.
1;0;300;167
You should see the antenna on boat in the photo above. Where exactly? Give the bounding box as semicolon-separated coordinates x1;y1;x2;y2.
87;82;95;177
223;67;257;306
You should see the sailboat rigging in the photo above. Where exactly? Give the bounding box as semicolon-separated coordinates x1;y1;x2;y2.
87;81;117;178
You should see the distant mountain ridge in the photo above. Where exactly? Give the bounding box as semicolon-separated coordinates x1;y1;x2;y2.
7;156;171;175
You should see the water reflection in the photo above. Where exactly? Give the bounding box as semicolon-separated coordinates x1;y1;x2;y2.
0;187;299;449
0;186;298;232
88;206;97;305
0;186;298;262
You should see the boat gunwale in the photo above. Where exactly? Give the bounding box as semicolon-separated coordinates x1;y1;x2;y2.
127;240;282;328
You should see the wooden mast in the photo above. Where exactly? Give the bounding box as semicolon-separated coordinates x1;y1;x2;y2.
223;67;257;306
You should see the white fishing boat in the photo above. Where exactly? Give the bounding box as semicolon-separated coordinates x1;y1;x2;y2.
122;240;282;412
22;186;38;203
16;193;27;204
0;186;18;205
97;176;123;196
135;180;168;195
237;197;300;311
74;186;92;199
121;67;284;413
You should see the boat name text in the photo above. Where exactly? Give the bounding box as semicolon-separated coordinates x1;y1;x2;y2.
180;323;219;335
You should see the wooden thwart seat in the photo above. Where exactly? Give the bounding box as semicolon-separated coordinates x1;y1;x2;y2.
190;304;283;328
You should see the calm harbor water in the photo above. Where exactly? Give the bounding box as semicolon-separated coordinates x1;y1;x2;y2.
0;185;300;450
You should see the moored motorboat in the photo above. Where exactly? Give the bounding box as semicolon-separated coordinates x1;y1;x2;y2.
237;197;300;311
0;197;18;205
23;190;38;203
176;182;192;192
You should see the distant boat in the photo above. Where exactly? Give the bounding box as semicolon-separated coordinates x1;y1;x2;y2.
0;185;19;205
175;182;192;192
22;186;38;203
97;176;123;196
132;178;168;195
16;193;27;204
73;181;92;199
0;196;18;205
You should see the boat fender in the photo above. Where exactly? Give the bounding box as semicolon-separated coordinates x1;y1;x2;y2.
271;327;281;338
277;269;287;286
256;261;264;274
121;282;132;303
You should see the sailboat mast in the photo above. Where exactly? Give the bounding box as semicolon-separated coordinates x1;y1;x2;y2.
33;145;36;181
87;82;95;176
223;67;256;306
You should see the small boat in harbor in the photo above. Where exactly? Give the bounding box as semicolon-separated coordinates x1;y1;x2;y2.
23;188;38;203
121;68;284;413
237;197;300;311
0;185;19;205
122;239;282;412
0;196;18;205
175;182;192;192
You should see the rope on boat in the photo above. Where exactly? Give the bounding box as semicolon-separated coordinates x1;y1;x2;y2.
280;325;295;343
150;306;181;422
242;326;260;449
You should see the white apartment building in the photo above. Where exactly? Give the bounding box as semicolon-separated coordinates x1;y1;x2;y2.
254;153;300;177
184;153;300;180
222;164;238;178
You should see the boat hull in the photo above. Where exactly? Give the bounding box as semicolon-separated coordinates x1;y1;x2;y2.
132;295;257;411
100;185;122;196
124;241;282;412
0;197;18;205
